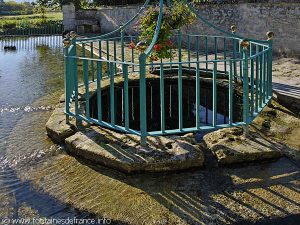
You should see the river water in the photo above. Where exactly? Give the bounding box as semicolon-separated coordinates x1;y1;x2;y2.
0;36;101;223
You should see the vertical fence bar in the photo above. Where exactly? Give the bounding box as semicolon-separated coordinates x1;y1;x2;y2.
121;28;125;62
63;42;70;123
223;37;227;74
229;60;233;125
264;51;269;103
255;45;259;112
196;36;200;61
242;42;249;124
91;42;95;81
205;36;208;73
169;47;172;70
178;29;183;130
106;39;110;74
259;52;263;109
262;47;266;103
250;45;254;117
139;53;147;145
97;61;102;122
214;37;218;60
196;62;200;129
123;64;129;130
188;35;191;70
267;33;273;98
131;37;135;72
233;38;237;81
71;38;78;117
83;56;90;118
109;62;115;125
98;40;102;59
213;62;217;127
113;39;117;71
160;63;165;133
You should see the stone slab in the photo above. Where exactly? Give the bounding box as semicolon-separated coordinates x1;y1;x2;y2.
203;127;282;165
45;103;76;143
65;126;204;173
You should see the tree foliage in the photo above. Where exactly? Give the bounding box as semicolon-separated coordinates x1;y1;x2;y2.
137;0;196;60
0;1;33;15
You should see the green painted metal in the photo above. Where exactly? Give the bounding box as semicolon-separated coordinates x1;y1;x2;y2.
229;61;233;125
121;28;125;62
212;62;217;127
109;62;115;125
160;63;165;132
242;46;249;124
188;35;191;70
268;39;273;97
139;53;147;145
97;61;103;122
196;62;200;129
64;45;70;121
123;64;129;130
63;0;273;145
177;29;183;131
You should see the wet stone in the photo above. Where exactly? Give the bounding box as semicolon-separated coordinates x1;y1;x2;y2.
203;127;282;164
65;126;204;173
45;103;76;143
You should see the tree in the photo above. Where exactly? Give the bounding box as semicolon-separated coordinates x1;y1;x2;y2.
36;0;89;10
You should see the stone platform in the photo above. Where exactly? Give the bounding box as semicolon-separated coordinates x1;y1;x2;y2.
45;98;300;172
46;103;204;173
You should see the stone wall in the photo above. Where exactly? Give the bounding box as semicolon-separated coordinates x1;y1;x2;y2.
63;2;300;56
62;3;100;34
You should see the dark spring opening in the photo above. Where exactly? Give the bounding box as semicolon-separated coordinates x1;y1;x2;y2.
89;78;243;132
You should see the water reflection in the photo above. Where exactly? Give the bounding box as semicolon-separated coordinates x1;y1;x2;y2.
0;36;103;222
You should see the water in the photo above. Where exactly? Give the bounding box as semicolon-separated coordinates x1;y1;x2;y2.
90;80;243;132
0;36;299;225
0;36;102;223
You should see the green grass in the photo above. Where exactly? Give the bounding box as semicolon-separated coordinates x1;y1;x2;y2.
0;12;62;21
0;12;63;30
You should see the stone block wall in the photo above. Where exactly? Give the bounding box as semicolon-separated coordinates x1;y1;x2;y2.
63;2;300;56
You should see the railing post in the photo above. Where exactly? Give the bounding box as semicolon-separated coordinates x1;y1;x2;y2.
63;36;71;124
241;40;250;135
177;29;183;131
70;31;78;117
267;31;274;98
231;25;238;82
120;26;125;62
139;53;147;146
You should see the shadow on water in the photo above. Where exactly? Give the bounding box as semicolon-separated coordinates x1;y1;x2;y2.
76;154;300;224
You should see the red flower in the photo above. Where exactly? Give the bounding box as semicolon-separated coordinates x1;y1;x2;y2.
129;41;135;49
166;39;173;47
154;43;162;52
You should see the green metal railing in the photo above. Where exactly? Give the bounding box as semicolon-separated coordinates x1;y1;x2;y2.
63;0;273;145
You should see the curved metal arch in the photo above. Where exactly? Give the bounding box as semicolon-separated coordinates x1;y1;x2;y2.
145;0;164;56
76;0;151;42
183;0;269;44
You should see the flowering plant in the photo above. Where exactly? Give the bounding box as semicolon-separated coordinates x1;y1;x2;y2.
136;0;196;61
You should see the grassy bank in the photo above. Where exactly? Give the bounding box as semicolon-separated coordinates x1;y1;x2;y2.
0;12;62;30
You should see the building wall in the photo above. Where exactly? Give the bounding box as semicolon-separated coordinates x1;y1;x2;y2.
63;2;300;57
